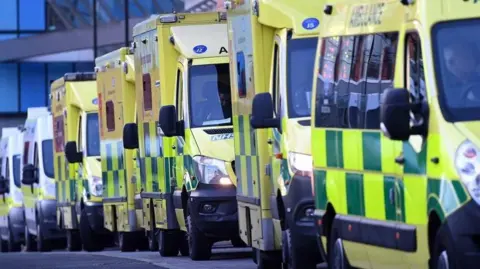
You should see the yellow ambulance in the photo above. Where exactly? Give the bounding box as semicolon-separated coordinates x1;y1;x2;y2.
311;0;480;268
51;72;109;252
95;47;148;252
130;11;239;260
0;128;24;252
226;0;323;267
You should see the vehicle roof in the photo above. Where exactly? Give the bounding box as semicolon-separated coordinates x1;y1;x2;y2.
27;107;50;119
171;23;228;59
95;47;130;68
132;12;225;37
257;0;324;36
1;127;20;139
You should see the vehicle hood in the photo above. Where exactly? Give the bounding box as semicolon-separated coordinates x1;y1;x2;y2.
285;118;311;155
190;128;235;162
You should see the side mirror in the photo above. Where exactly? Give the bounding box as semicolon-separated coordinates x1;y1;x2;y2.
123;123;139;149
380;88;412;141
0;179;8;195
65;141;83;163
250;92;280;129
22;164;38;185
159;105;183;137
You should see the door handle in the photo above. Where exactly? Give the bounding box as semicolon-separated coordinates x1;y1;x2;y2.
267;139;273;145
395;155;405;165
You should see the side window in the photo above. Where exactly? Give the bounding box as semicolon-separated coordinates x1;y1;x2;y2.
406;32;425;101
236;51;246;98
143;74;152;111
5;157;9;180
315;33;398;129
176;69;184;121
78;115;83;150
23;142;30;164
106;101;115;131
272;43;281;117
34;143;39;168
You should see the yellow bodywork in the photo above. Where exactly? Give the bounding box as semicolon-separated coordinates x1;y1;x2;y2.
227;0;322;251
95;48;142;233
50;74;101;230
311;0;480;268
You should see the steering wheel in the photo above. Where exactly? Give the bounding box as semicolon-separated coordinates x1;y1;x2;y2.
460;82;480;105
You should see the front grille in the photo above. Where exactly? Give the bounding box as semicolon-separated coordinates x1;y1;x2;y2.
203;128;234;135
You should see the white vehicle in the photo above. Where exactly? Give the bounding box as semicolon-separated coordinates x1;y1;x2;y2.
0;127;25;252
21;107;64;252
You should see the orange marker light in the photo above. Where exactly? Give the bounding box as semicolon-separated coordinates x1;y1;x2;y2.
396;232;400;240
275;153;283;159
348;224;352;232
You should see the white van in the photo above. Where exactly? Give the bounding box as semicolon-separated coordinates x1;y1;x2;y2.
21;107;64;252
0;127;25;252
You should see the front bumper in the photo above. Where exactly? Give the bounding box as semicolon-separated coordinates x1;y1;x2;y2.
285;174;320;258
444;200;480;268
37;200;65;240
189;183;238;239
8;207;25;243
85;203;108;234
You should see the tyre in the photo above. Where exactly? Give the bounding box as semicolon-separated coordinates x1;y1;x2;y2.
0;237;8;253
432;225;457;269
282;229;316;269
118;232;136;252
328;223;351;269
36;223;52;252
24;225;36;252
187;215;212;261
136;232;150;251
79;208;103;252
158;229;179;257
7;224;21;252
256;249;282;269
66;229;82;251
178;231;189;256
231;236;247;248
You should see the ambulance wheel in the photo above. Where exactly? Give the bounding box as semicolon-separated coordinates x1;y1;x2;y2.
158;230;179;257
0;238;7;252
79;209;103;252
328;223;351;269
119;232;136;252
36;223;51;252
24;225;36;252
282;229;316;269
178;231;189;256
148;229;158;251
187;215;212;261
432;225;457;269
256;249;282;269
66;230;82;251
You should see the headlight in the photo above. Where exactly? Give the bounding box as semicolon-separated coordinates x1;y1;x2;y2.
192;156;232;185
288;152;312;174
89;176;103;196
455;140;480;205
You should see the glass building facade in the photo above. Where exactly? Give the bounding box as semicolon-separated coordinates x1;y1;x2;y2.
0;0;203;115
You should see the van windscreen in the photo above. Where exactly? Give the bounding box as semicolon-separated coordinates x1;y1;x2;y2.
87;112;100;156
42;139;54;178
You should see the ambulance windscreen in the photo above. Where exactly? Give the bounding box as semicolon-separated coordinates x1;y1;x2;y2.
287;37;318;118
188;63;232;128
432;19;480;122
86;112;100;156
42;139;54;178
13;154;21;188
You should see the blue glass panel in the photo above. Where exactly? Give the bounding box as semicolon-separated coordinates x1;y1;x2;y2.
20;63;47;112
0;34;17;41
75;62;94;72
19;33;36;38
0;63;19;112
47;63;74;109
20;0;46;30
0;0;17;30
